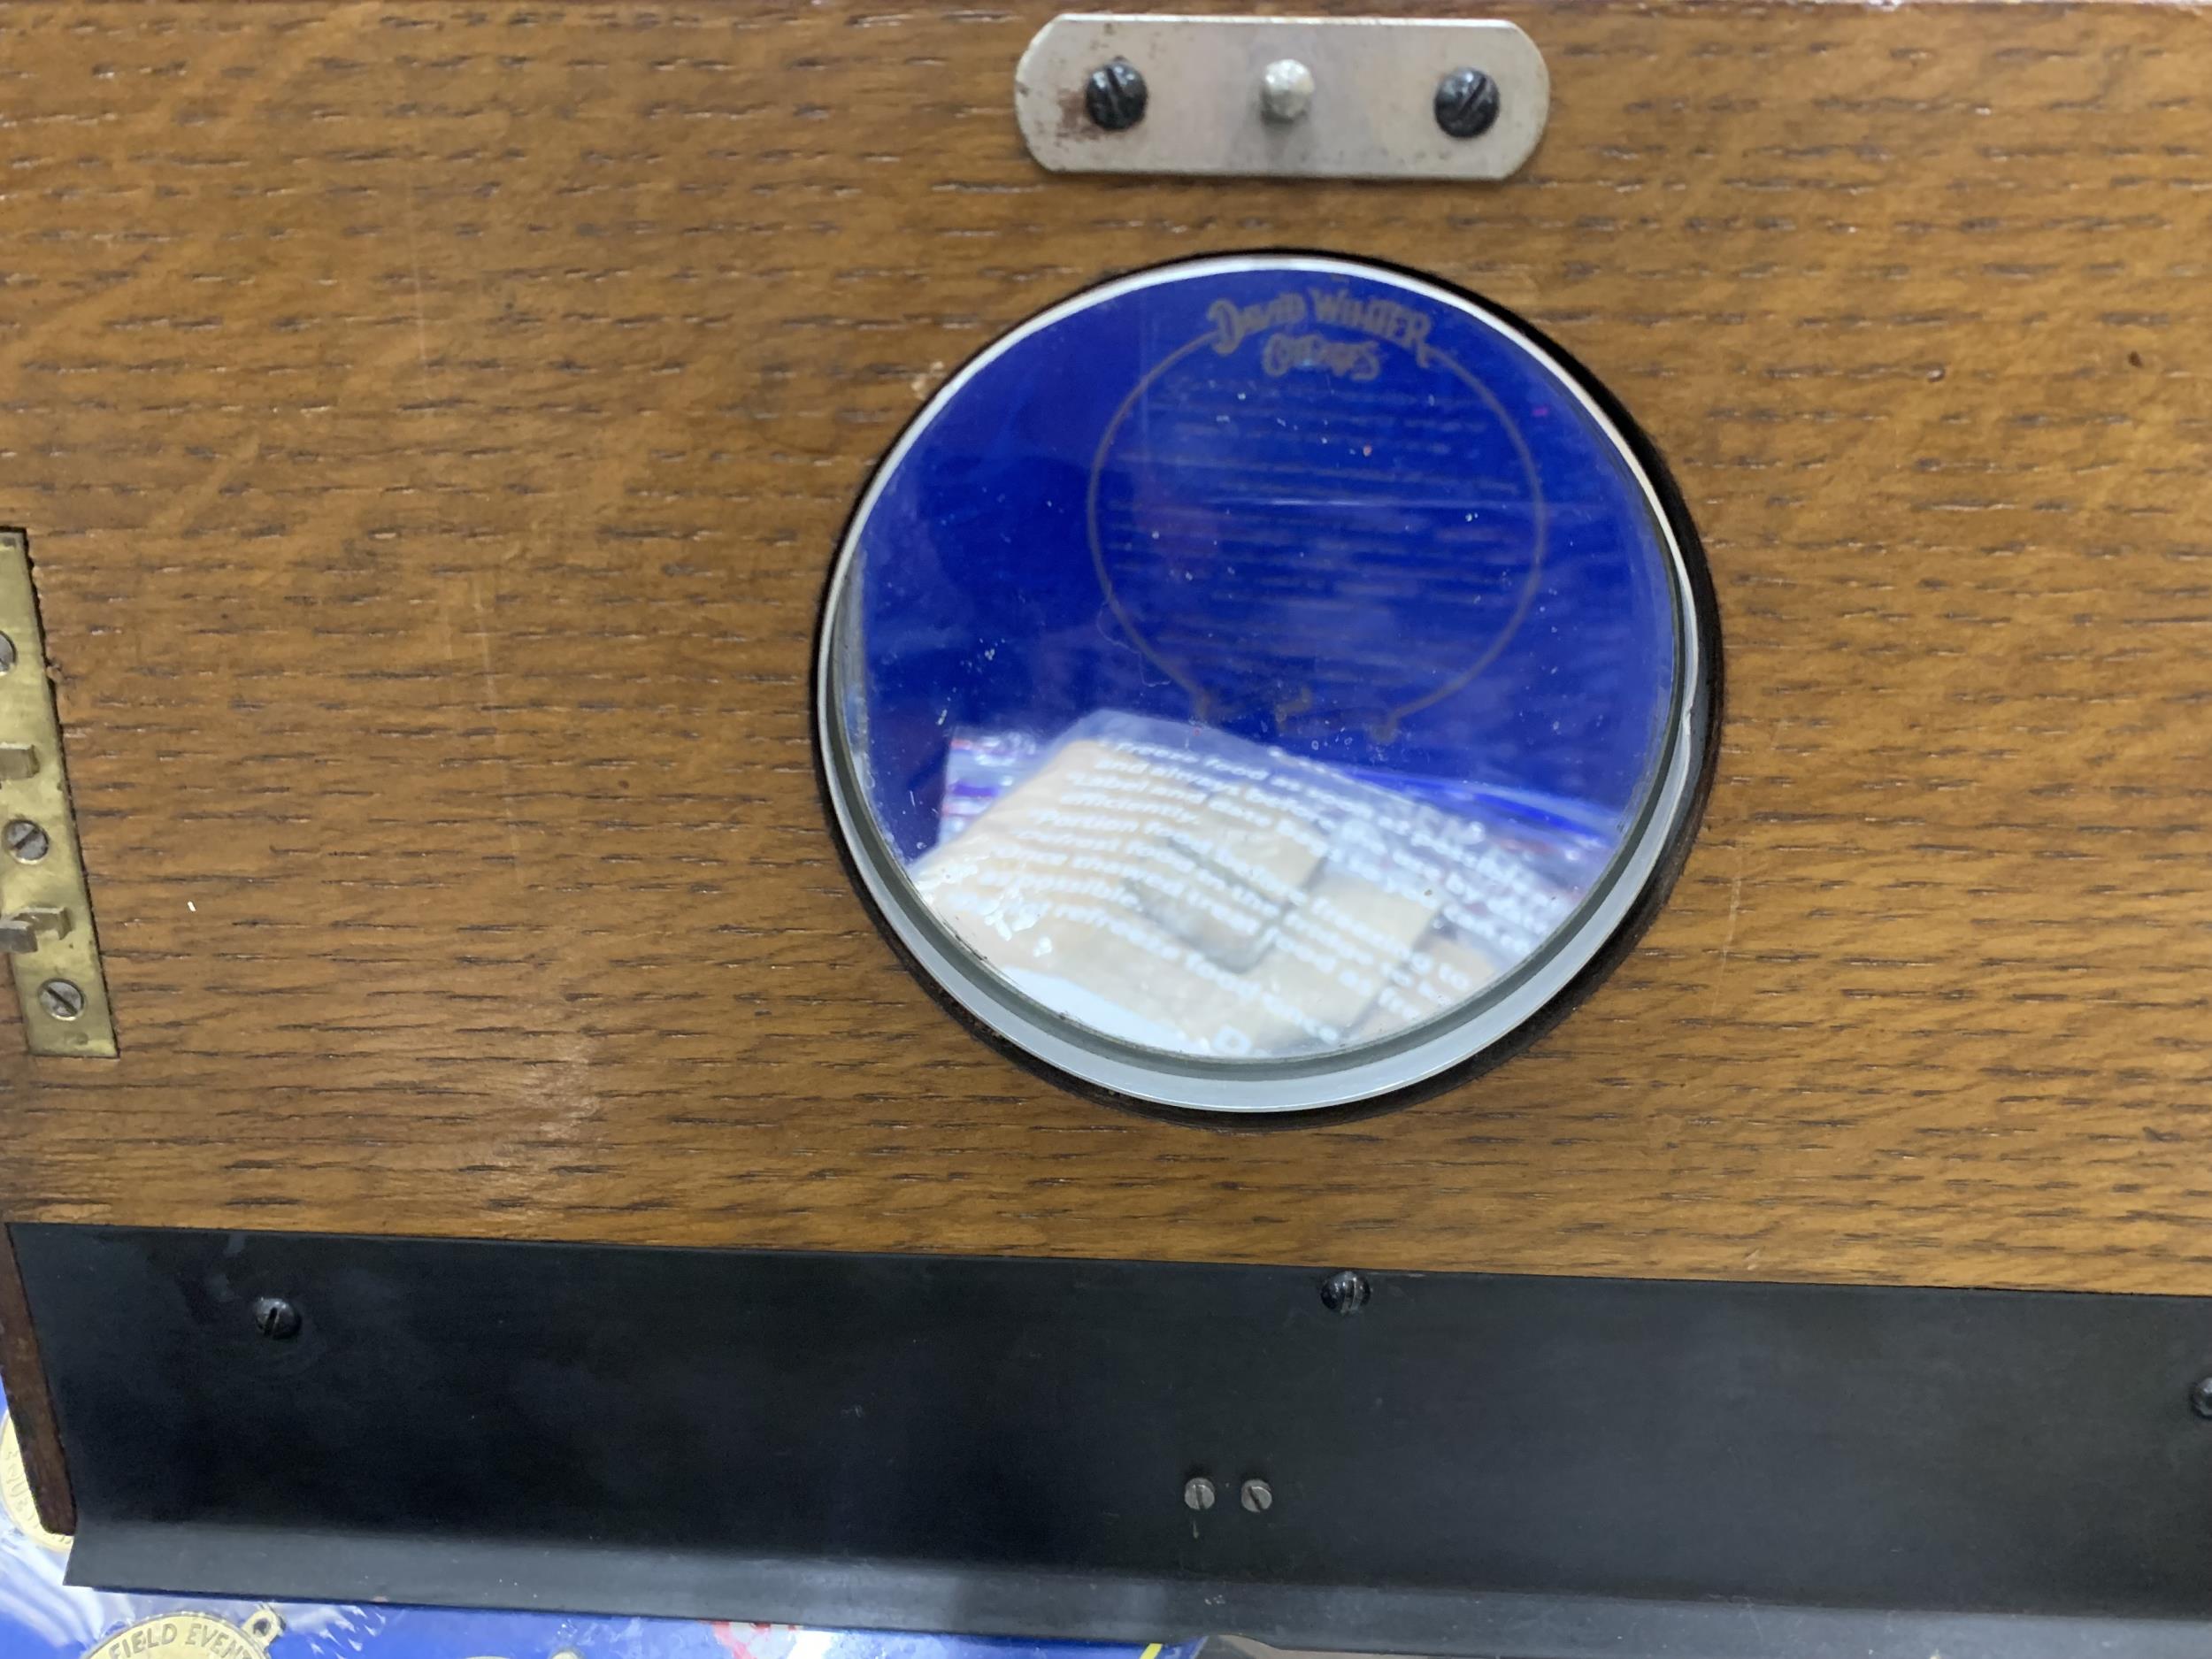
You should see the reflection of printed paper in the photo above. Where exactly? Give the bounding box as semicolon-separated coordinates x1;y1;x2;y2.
912;713;1586;1060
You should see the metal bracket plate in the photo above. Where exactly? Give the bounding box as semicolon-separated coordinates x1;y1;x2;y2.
1015;14;1549;180
22;1223;2212;1657
0;531;115;1057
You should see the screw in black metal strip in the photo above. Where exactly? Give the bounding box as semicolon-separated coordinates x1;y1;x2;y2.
1319;1268;1370;1314
2191;1376;2212;1419
1434;66;1502;140
1240;1478;1273;1514
4;818;49;863
0;633;15;674
252;1296;302;1340
1182;1475;1216;1511
1085;58;1148;132
35;979;83;1021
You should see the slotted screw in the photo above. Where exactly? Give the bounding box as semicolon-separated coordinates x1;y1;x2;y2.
1085;58;1148;132
35;979;82;1020
1435;66;1502;139
1320;1269;1370;1314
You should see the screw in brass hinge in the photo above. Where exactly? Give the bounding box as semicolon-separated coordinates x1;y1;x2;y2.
0;529;115;1057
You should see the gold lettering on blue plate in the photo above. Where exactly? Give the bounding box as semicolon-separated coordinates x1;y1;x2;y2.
81;1611;280;1659
1309;288;1437;365
1204;288;1441;377
1262;333;1381;380
1207;290;1307;354
1094;277;1545;735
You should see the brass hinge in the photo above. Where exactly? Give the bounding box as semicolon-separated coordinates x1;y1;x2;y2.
0;530;115;1057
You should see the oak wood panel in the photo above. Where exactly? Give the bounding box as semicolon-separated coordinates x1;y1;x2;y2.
0;0;2208;1296
0;1229;72;1534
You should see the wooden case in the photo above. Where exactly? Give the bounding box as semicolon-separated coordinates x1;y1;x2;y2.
3;0;2212;1557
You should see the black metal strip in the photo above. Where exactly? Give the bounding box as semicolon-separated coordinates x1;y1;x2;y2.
16;1224;2212;1658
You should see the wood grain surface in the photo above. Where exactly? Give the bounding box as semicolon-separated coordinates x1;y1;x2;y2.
1;0;2209;1297
0;1229;72;1534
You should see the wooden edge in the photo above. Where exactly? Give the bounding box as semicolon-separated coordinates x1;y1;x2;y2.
0;1222;75;1535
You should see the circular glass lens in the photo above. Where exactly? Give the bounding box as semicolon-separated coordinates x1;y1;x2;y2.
818;255;1712;1113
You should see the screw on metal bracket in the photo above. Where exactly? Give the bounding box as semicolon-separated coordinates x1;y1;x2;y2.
1259;58;1315;125
1240;1478;1274;1513
0;633;14;674
35;979;83;1020
2191;1376;2212;1419
1182;1475;1217;1511
4;818;49;863
1021;18;1548;180
1084;58;1148;132
1320;1269;1371;1314
1434;65;1502;139
252;1296;302;1340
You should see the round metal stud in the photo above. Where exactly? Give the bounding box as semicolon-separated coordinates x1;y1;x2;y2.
1259;58;1315;125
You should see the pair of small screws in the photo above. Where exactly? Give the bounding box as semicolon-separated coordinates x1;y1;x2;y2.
1176;1274;1369;1516
1083;60;1500;140
1183;1476;1272;1513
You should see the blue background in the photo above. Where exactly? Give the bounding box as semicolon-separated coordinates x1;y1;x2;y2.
842;259;1680;858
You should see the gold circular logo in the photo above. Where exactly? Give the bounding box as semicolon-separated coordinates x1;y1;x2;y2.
0;1410;69;1554
81;1611;281;1659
